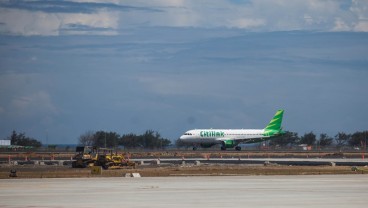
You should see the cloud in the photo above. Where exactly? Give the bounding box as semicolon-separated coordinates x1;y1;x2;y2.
0;26;367;142
10;91;58;117
130;0;368;31
1;0;368;35
0;72;59;121
0;8;119;36
122;0;368;32
137;75;197;96
350;0;368;31
354;21;368;32
0;0;160;36
136;71;254;100
229;18;265;28
333;18;351;31
0;0;159;14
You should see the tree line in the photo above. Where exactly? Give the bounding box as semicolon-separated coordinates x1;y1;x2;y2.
78;130;171;149
2;130;367;150
2;130;171;150
6;130;42;148
268;131;368;149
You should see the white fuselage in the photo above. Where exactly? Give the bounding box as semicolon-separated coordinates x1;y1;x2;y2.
180;129;267;144
180;110;284;150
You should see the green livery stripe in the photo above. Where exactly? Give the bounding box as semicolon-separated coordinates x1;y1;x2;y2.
263;110;284;136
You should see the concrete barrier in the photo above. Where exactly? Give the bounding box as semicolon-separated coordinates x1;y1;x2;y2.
152;159;160;165
124;173;141;177
132;173;141;177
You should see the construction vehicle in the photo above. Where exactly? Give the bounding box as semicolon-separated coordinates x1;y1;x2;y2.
72;146;136;169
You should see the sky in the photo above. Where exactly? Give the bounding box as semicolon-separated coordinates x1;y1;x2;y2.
0;0;367;144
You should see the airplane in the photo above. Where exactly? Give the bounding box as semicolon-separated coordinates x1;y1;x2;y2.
179;109;285;151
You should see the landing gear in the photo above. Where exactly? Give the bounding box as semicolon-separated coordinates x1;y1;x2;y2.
220;146;226;151
192;146;198;151
235;146;241;151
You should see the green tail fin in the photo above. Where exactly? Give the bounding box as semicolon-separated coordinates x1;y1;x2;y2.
263;110;284;136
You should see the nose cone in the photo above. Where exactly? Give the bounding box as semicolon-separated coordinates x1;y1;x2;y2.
179;135;185;140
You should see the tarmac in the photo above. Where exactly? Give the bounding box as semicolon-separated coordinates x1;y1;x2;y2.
1;175;367;208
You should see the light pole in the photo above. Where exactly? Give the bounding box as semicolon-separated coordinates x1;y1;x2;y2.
104;132;107;148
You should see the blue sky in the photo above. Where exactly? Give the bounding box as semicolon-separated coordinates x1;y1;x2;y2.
0;0;367;144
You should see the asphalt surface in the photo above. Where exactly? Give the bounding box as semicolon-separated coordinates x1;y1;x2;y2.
1;175;367;208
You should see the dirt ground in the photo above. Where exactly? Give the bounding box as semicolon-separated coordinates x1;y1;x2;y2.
1;151;367;178
0;163;366;179
0;150;366;161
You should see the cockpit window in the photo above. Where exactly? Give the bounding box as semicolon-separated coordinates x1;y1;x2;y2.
184;133;192;135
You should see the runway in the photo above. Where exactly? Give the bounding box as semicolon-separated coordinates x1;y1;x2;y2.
1;175;367;208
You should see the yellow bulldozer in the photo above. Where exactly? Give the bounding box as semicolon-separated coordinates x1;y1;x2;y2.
72;146;136;169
